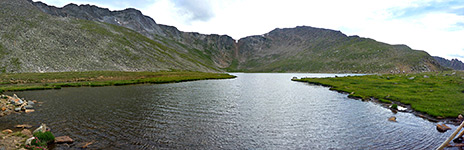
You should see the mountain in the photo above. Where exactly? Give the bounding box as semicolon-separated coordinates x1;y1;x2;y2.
0;0;445;73
433;56;464;70
232;27;442;73
0;0;221;73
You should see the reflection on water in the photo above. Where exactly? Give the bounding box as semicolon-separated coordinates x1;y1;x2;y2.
0;73;455;149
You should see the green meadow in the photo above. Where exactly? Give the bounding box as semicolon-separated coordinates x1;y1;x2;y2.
0;71;235;92
293;71;464;118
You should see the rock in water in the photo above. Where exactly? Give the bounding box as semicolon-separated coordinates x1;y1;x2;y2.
33;123;48;134
388;116;397;122
437;124;451;132
15;124;32;129
25;109;35;113
55;136;74;144
24;105;33;110
1;129;13;134
27;101;34;105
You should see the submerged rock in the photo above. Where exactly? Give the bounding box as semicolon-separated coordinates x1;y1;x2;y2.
15;124;32;129
437;124;451;132
55;136;74;144
388;116;397;122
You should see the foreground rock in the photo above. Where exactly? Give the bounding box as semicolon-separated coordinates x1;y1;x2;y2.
0;129;30;150
55;136;74;144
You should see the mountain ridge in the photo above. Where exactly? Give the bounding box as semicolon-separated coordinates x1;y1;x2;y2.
0;0;446;73
433;56;464;70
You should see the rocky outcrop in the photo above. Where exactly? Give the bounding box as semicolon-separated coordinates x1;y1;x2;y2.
29;0;166;39
433;56;464;70
0;94;37;116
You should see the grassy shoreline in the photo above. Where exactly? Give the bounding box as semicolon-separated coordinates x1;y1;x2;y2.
293;71;464;119
0;71;236;93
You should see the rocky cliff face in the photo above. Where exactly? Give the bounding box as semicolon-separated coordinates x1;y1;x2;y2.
30;0;166;39
2;0;445;73
433;56;464;70
0;0;220;73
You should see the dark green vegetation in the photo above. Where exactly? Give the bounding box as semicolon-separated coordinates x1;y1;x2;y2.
0;71;235;92
294;71;464;118
33;131;55;144
0;0;444;74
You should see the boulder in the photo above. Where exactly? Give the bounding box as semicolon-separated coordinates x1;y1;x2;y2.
459;114;463;120
14;107;21;112
1;107;5;111
14;99;24;106
55;136;74;144
21;129;32;137
27;101;34;105
25;109;35;113
33;123;48;134
25;137;36;146
24;105;33;110
388;116;397;122
437;124;451;132
15;124;32;129
1;129;13;134
408;77;415;80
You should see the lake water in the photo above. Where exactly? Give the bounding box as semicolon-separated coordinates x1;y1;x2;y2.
0;73;456;149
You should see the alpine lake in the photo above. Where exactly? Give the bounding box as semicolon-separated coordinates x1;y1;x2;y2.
0;73;457;149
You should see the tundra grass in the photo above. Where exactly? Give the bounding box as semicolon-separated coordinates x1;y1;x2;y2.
293;71;464;118
0;71;235;92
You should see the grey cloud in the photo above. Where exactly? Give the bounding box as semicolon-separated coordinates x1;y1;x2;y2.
172;0;214;22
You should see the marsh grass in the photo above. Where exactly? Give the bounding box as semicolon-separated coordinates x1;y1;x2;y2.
294;71;464;118
0;71;235;92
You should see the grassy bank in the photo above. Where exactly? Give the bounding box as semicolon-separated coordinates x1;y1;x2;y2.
293;71;464;118
0;71;235;92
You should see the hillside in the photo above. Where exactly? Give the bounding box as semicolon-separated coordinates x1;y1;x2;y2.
0;0;220;73
433;56;464;70
0;0;445;73
232;27;442;73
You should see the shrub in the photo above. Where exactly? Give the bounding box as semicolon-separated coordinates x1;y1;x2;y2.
25;137;47;150
391;104;398;110
33;131;55;144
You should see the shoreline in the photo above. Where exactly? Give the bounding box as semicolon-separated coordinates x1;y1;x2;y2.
0;71;236;93
292;79;462;125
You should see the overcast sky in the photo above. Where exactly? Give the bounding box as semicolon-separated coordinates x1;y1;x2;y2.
36;0;464;60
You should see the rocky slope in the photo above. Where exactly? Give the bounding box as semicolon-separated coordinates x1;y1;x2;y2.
0;0;220;73
433;56;464;70
29;0;236;70
233;27;442;73
1;0;445;73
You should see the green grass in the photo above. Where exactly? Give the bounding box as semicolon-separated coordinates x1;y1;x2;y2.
0;71;235;92
294;71;464;118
